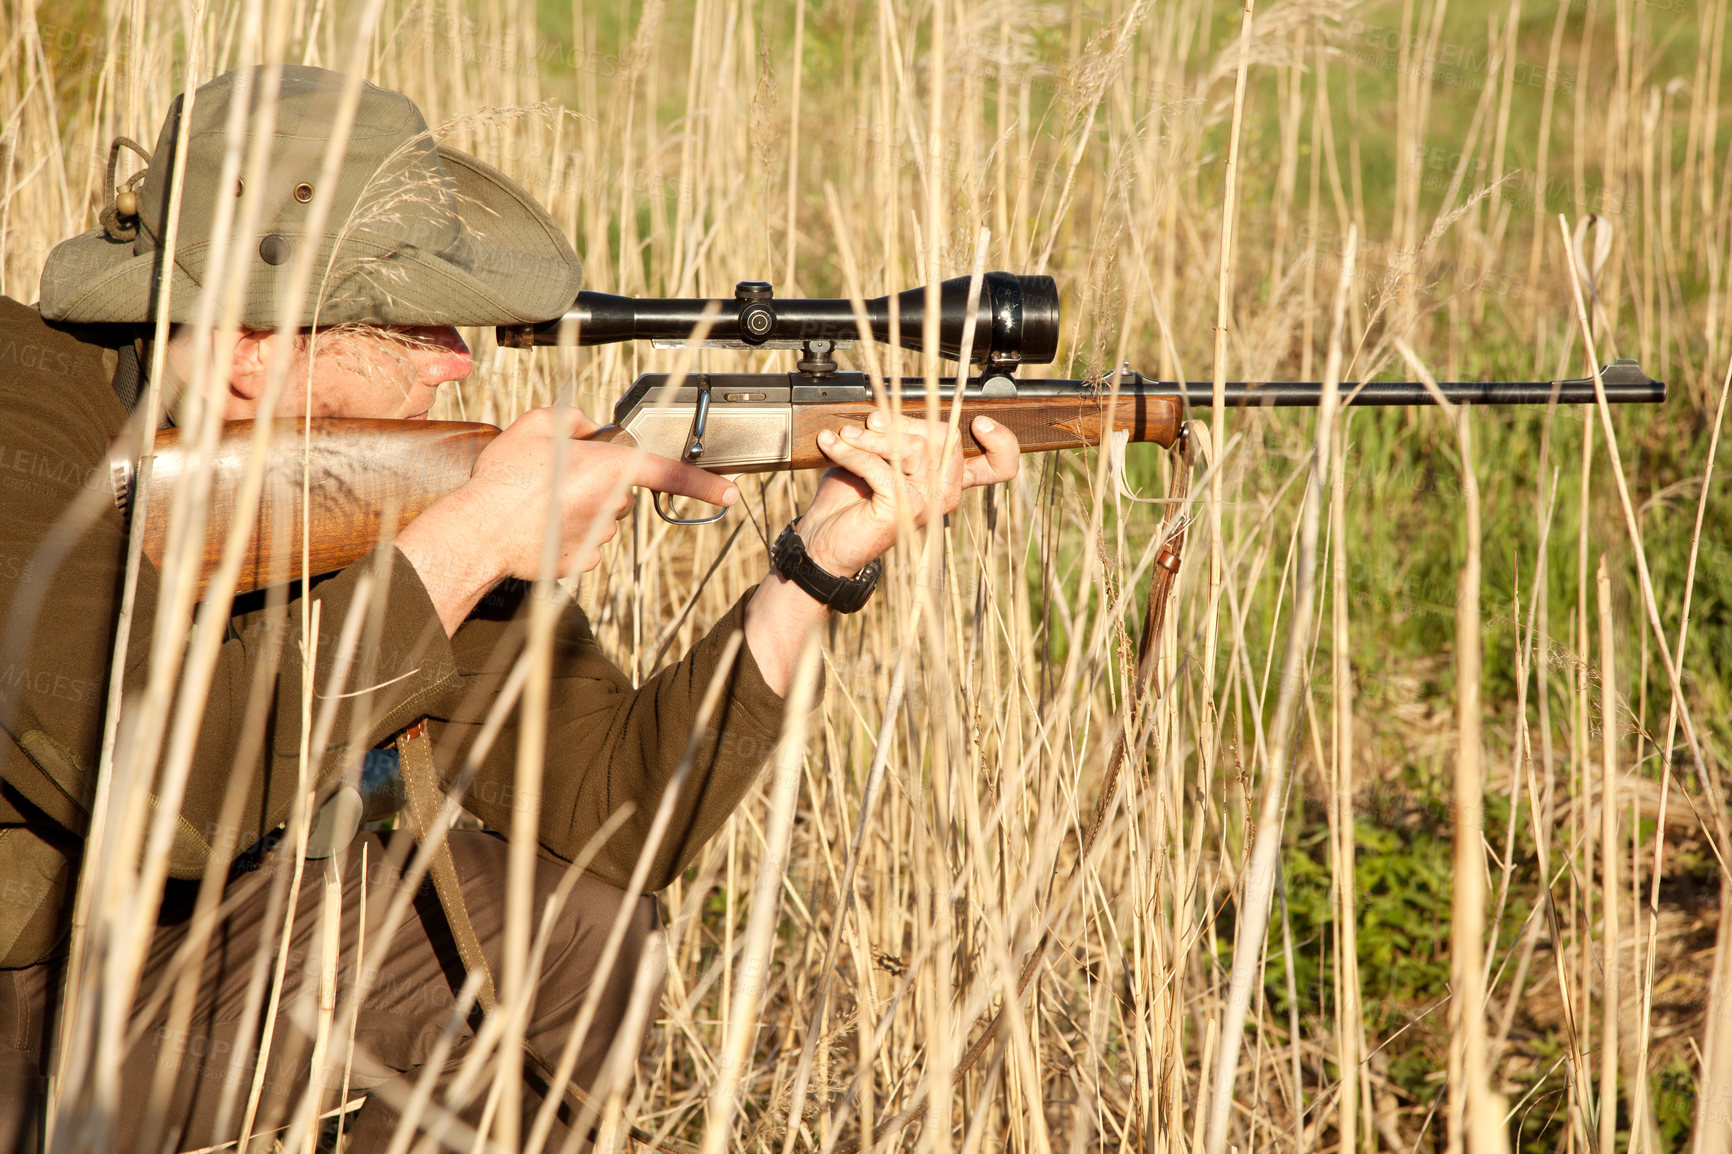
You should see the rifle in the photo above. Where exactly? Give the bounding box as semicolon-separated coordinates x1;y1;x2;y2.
115;272;1665;595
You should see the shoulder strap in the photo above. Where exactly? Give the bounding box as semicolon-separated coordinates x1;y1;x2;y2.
395;722;689;1152
396;721;498;1014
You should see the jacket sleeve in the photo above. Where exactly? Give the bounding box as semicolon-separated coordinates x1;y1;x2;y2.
424;586;789;891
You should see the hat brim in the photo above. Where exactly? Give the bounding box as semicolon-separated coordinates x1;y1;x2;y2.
39;145;581;328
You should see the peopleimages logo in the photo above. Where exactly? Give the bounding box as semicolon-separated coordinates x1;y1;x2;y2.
0;337;77;377
0;662;100;705
1342;20;1576;95
396;4;623;81
0;435;107;503
1410;146;1636;217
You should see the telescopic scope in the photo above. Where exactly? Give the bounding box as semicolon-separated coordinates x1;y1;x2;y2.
497;271;1061;367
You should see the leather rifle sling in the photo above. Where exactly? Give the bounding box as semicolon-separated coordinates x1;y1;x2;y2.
396;721;499;1015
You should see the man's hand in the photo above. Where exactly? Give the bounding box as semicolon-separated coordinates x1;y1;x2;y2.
744;412;1021;693
399;407;738;635
797;411;1021;577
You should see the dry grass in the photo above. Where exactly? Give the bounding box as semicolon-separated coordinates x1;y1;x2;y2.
1;0;1729;1150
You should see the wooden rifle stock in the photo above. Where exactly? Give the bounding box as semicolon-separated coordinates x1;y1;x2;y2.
121;420;500;598
121;389;1180;597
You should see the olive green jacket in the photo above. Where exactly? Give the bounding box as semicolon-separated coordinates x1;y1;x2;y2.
0;296;787;968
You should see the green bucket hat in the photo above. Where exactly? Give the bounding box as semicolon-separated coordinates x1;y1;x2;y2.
39;65;582;327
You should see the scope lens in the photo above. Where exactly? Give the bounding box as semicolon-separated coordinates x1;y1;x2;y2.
1007;275;1060;366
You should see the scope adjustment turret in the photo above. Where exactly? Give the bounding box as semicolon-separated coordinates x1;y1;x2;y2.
734;281;777;343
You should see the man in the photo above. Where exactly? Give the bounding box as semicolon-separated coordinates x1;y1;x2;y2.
0;66;1019;1151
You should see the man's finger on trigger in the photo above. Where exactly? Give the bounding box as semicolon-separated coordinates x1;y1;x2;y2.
837;423;896;456
634;456;739;505
874;428;928;472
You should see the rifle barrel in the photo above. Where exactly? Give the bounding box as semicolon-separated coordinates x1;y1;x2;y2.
1167;357;1664;408
1181;379;1665;407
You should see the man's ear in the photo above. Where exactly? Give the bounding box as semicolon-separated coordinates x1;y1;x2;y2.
227;329;273;403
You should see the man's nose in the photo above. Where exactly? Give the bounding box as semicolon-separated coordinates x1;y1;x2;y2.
415;326;473;386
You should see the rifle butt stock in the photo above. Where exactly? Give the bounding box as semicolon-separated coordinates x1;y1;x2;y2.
126;419;499;598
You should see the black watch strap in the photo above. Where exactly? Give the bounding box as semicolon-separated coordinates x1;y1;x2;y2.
771;522;881;613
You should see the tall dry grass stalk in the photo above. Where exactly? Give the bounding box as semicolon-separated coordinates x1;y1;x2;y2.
1389;337;1506;1154
0;0;1729;1150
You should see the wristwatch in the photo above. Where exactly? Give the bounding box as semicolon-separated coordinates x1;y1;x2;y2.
771;521;882;613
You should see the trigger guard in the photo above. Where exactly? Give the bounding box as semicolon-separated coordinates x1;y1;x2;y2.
653;489;729;526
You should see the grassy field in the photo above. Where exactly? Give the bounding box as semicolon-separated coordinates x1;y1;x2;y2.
2;0;1730;1149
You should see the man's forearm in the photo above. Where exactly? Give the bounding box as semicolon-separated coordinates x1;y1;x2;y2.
404;485;831;694
396;495;508;637
742;572;832;696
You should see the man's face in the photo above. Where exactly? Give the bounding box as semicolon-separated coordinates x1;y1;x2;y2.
220;324;474;421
